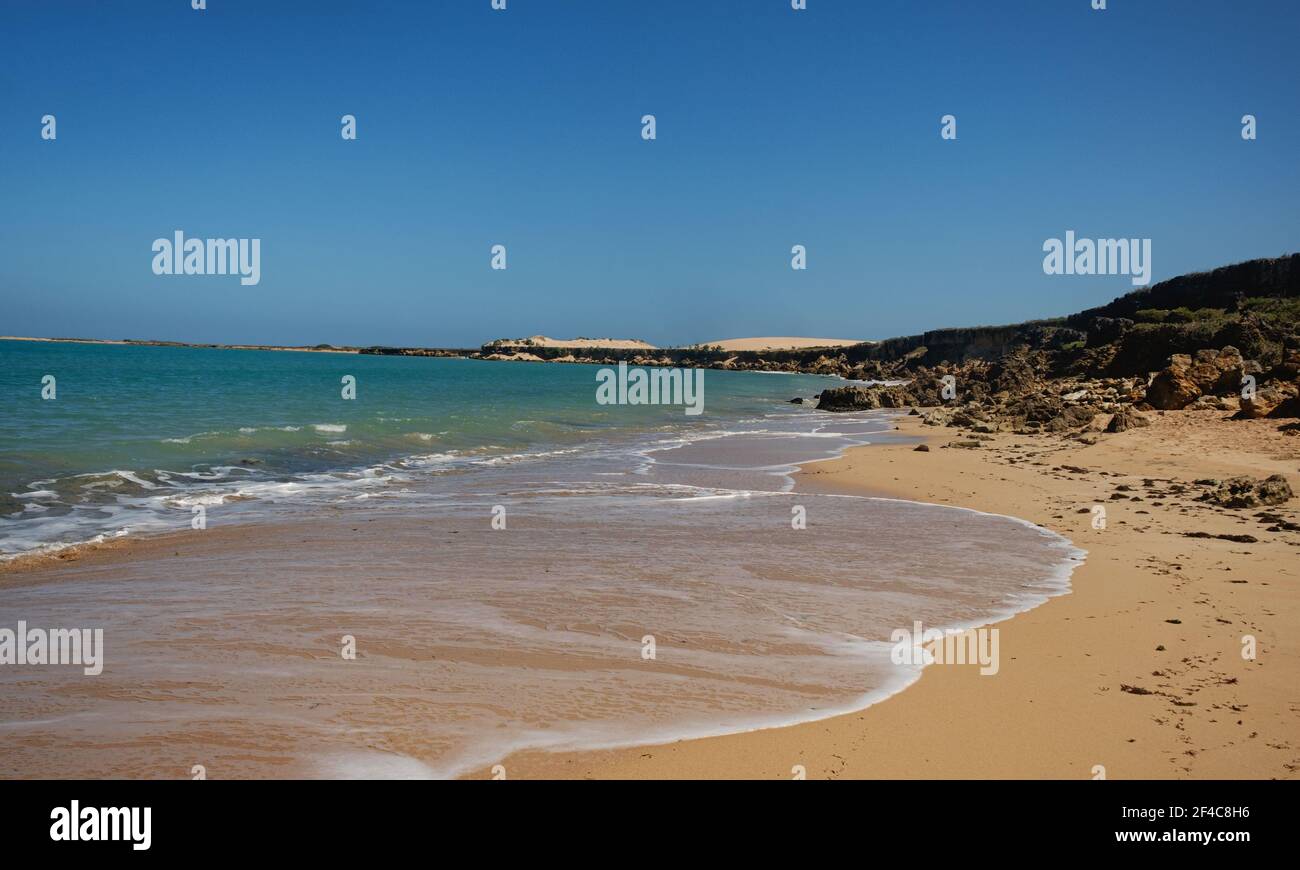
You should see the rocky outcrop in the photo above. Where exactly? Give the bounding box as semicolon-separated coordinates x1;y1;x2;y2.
1145;347;1255;409
1188;395;1236;411
1199;475;1294;509
1145;356;1202;409
1106;406;1151;432
481;351;545;362
815;385;916;411
1236;381;1300;418
1269;395;1300;418
1044;404;1101;433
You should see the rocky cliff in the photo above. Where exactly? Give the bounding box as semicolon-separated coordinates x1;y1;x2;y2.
813;254;1300;431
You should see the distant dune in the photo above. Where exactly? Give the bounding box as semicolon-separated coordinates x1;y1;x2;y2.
693;337;868;352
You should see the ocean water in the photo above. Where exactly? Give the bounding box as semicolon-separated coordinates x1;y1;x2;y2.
0;340;842;556
0;340;1083;778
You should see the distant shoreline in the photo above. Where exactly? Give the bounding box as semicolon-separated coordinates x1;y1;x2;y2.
0;336;469;356
0;334;876;372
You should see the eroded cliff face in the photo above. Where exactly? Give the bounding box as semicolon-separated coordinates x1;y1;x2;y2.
1069;254;1300;324
860;322;1083;366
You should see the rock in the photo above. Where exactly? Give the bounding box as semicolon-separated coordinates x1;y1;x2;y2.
1188;395;1232;411
1268;394;1300;418
1146;356;1202;409
1271;349;1300;382
1256;474;1295;504
1009;394;1064;424
1106;406;1151;432
1235;381;1299;418
1087;317;1134;345
807;354;849;375
949;404;991;427
987;352;1043;396
1207;346;1248;395
919;408;952;426
788;397;804;404
815;384;917;412
1151;347;1254;400
483;351;544;362
1200;474;1294;509
1044;404;1100;432
913;444;930;452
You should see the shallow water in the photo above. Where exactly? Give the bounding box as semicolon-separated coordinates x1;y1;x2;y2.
0;342;1083;778
0;340;847;557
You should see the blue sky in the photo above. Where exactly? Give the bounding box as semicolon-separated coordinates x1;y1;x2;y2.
1;0;1296;347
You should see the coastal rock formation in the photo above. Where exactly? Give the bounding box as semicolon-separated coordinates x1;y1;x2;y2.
1141;347;1255;410
1106;406;1151;432
1236;381;1300;418
1269;395;1300;418
1044;404;1101;433
447;256;1297;441
481;351;545;362
1200;474;1295;509
815;384;915;411
1145;361;1201;409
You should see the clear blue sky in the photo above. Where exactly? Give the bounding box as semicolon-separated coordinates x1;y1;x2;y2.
2;0;1296;347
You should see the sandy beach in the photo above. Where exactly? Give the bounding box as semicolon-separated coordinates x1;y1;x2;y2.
498;411;1300;779
3;402;1297;780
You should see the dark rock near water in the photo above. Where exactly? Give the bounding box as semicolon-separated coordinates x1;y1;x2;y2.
815;384;915;411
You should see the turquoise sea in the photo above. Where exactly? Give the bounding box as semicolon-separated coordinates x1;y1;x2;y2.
0;339;1083;777
0;339;841;556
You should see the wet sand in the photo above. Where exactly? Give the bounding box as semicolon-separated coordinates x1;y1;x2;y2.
499;412;1300;778
3;411;1297;779
1;412;1079;779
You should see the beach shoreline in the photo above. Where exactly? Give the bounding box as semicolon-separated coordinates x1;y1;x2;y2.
494;412;1300;779
2;409;1296;779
